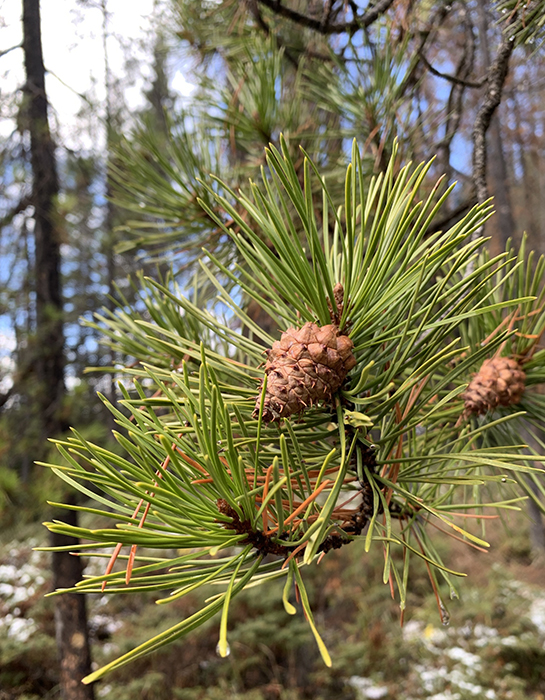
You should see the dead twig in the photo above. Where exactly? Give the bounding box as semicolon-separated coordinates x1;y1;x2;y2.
255;0;396;35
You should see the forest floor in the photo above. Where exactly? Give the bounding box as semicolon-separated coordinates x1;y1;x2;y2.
2;511;545;700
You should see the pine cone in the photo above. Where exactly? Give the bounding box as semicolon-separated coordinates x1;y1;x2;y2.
254;321;357;422
462;356;526;417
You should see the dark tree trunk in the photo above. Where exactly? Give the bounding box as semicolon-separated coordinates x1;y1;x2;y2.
102;0;117;408
104;150;117;409
528;489;545;556
22;1;95;697
52;504;96;699
523;427;545;557
22;0;63;435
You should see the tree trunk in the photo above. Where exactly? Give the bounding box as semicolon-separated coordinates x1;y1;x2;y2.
520;431;545;557
22;1;95;697
22;0;63;435
101;0;117;408
52;504;96;699
528;489;545;557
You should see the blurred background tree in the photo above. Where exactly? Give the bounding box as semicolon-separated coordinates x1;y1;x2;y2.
3;0;545;698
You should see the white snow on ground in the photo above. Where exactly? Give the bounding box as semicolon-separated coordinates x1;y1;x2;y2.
2;535;545;699
348;676;389;699
529;596;545;635
0;547;46;642
444;646;482;669
0;614;38;642
0;539;126;645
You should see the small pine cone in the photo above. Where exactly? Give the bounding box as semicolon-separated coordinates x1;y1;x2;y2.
254;321;357;422
328;282;345;323
462;356;526;417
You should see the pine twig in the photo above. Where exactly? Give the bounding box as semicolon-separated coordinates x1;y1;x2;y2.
418;49;486;89
255;0;396;35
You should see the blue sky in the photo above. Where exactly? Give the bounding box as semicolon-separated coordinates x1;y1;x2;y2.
0;0;196;147
0;0;197;387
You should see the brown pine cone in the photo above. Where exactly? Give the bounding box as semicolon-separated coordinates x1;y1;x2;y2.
462;356;526;417
254;321;357;422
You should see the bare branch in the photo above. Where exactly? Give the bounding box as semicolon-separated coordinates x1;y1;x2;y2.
45;67;96;110
418;49;486;89
399;1;452;98
256;0;396;35
471;0;544;207
321;0;334;30
472;30;516;205
0;386;14;412
0;195;32;231
427;197;478;235
0;44;21;59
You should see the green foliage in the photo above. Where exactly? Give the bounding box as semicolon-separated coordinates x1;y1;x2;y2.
496;0;545;47
6;526;545;699
111;114;222;258
0;464;21;522
451;236;545;508
305;28;417;168
109;35;380;264
40;142;545;681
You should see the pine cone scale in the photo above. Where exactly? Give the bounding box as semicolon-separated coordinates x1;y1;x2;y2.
255;317;356;422
463;356;526;417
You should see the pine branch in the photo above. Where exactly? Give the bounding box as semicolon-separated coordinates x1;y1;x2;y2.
496;0;545;46
426;198;478;236
255;0;396;35
44;144;545;680
246;0;299;67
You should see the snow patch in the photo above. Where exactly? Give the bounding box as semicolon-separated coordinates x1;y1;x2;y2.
348;676;389;698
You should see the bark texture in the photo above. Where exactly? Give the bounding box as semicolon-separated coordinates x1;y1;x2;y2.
22;0;64;436
52;506;95;699
474;0;515;253
472;1;516;210
22;1;95;697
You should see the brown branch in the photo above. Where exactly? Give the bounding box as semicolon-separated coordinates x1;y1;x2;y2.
472;19;518;205
0;195;32;230
216;446;381;559
418;49;486;89
256;0;396;35
426;197;478;236
217;476;375;558
0;44;21;59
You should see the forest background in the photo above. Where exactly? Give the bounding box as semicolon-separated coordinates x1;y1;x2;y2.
4;1;545;699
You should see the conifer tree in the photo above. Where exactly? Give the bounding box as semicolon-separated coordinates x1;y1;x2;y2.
40;0;545;684
44;140;545;681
